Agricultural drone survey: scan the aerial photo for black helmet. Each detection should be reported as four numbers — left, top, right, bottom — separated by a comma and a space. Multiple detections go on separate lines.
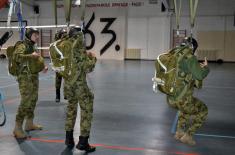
25, 28, 39, 40
181, 37, 198, 53
55, 29, 67, 41
68, 26, 82, 38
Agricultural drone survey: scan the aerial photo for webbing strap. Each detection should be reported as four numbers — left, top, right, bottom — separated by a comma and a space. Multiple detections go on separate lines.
173, 0, 182, 35
190, 0, 199, 33
7, 0, 17, 27
80, 0, 86, 22
63, 0, 72, 28
17, 1, 24, 40
50, 40, 64, 59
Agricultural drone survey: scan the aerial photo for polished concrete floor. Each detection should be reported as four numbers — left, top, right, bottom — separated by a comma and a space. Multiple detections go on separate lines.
0, 59, 235, 155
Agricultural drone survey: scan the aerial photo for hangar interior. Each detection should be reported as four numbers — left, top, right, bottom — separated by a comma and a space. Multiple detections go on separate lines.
0, 0, 235, 155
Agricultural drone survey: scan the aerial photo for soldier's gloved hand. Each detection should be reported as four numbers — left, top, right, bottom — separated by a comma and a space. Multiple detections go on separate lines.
87, 52, 96, 58
32, 52, 40, 58
42, 65, 48, 73
200, 57, 208, 68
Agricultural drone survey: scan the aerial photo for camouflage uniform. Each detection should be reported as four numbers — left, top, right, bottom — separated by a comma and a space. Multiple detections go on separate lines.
167, 48, 209, 137
56, 33, 96, 136
14, 39, 40, 123
55, 72, 63, 90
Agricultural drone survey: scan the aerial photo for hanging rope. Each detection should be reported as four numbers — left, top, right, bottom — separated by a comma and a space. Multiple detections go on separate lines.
63, 0, 72, 32
17, 0, 24, 40
7, 0, 17, 27
80, 0, 86, 30
173, 0, 182, 36
189, 0, 199, 38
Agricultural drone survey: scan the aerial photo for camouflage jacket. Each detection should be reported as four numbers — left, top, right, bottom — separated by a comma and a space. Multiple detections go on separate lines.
170, 47, 210, 100
14, 39, 39, 75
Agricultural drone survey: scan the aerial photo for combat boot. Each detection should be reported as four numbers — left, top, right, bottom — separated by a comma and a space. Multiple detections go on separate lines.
180, 133, 196, 146
25, 118, 43, 131
76, 136, 96, 153
174, 130, 185, 140
65, 130, 75, 149
55, 89, 60, 102
13, 121, 27, 139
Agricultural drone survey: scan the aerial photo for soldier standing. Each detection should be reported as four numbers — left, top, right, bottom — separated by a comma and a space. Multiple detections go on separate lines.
167, 37, 210, 145
50, 26, 96, 152
13, 28, 48, 139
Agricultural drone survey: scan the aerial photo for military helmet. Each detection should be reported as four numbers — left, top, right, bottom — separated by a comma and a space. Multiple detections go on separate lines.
25, 28, 39, 40
55, 29, 67, 41
181, 37, 198, 53
68, 26, 82, 38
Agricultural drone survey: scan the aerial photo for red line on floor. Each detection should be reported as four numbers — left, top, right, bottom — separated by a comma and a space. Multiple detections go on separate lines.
29, 137, 64, 143
28, 137, 200, 155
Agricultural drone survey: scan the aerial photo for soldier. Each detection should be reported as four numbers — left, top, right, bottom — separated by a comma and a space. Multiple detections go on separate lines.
13, 28, 48, 139
167, 37, 209, 146
51, 26, 96, 152
54, 29, 67, 102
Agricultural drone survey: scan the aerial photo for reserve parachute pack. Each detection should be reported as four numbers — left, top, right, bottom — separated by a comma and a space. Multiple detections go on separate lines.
28, 55, 45, 74
6, 41, 45, 76
152, 46, 192, 96
6, 41, 23, 76
49, 38, 77, 80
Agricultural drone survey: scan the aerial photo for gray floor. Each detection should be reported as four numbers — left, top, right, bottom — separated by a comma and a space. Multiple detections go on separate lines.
0, 59, 235, 155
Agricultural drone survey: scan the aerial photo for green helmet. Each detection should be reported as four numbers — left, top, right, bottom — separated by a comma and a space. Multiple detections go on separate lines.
55, 29, 67, 41
181, 37, 198, 54
68, 26, 82, 38
25, 28, 39, 40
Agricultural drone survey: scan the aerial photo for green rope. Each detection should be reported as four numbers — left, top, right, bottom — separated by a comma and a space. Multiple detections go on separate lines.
190, 0, 199, 37
80, 0, 87, 22
63, 0, 72, 28
174, 0, 182, 35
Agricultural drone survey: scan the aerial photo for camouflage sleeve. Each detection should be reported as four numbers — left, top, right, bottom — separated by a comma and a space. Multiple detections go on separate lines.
78, 50, 97, 73
194, 79, 203, 89
14, 43, 33, 63
73, 33, 97, 73
186, 55, 210, 80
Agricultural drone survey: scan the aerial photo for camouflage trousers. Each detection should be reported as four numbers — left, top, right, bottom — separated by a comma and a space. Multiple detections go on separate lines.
167, 95, 208, 136
16, 74, 39, 123
64, 80, 94, 137
55, 72, 68, 98
55, 72, 62, 90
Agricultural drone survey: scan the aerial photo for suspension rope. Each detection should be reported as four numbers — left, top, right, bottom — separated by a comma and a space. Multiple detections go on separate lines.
17, 0, 24, 40
7, 0, 17, 27
189, 0, 199, 38
80, 0, 86, 30
173, 0, 182, 36
63, 0, 72, 32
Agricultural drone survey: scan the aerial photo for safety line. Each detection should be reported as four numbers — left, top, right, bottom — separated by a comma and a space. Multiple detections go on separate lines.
171, 112, 235, 139
28, 137, 199, 155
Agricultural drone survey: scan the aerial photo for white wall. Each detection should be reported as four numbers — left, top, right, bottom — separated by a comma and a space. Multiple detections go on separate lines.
127, 16, 170, 60
1, 0, 235, 61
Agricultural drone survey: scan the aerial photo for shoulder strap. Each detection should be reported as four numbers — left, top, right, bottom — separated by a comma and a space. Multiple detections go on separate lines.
50, 39, 65, 59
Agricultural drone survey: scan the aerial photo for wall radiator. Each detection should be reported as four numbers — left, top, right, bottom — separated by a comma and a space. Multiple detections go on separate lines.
125, 49, 141, 59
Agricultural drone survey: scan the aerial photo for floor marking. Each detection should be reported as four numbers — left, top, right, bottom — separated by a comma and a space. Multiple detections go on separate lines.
171, 112, 235, 139
28, 137, 199, 155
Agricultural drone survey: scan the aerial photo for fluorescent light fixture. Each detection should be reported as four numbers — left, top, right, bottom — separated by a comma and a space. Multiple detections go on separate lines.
75, 0, 81, 5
